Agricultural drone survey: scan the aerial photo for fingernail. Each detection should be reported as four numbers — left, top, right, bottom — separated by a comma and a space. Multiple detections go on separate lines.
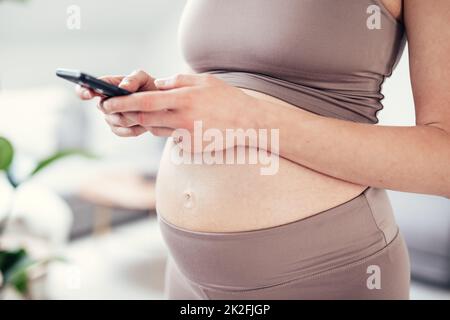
123, 112, 138, 122
119, 78, 130, 88
102, 101, 109, 111
154, 78, 170, 87
82, 90, 92, 98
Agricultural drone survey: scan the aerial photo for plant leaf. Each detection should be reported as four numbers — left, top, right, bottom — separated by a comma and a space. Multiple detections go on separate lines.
9, 268, 29, 295
0, 248, 27, 274
0, 137, 14, 172
0, 248, 32, 295
30, 149, 96, 177
0, 248, 66, 293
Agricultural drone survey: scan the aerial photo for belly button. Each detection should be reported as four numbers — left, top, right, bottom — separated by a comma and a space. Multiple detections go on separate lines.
183, 190, 196, 209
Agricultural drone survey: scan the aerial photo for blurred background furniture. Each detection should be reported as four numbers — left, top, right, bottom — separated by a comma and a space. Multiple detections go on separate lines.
388, 191, 450, 287
68, 172, 156, 239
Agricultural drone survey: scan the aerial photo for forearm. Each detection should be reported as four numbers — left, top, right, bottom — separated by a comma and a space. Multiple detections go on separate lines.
256, 100, 450, 197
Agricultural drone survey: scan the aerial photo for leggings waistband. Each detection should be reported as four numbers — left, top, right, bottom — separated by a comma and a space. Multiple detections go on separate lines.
158, 187, 399, 291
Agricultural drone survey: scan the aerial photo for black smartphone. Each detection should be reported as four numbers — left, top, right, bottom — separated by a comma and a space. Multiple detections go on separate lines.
56, 68, 131, 97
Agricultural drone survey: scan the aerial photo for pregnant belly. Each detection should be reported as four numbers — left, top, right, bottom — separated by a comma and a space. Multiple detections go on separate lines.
155, 89, 367, 232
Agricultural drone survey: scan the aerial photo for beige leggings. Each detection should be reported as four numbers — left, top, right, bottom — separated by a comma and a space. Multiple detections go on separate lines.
159, 187, 411, 299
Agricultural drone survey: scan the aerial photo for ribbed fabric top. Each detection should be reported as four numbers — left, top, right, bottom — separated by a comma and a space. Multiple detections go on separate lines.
179, 0, 406, 123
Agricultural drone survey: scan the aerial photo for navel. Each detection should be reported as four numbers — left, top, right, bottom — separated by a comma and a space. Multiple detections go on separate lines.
183, 190, 196, 209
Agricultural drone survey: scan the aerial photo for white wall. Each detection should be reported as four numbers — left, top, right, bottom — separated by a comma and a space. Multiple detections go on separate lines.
378, 45, 416, 126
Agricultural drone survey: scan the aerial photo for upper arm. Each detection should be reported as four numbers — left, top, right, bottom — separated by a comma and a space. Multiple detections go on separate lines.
404, 0, 450, 131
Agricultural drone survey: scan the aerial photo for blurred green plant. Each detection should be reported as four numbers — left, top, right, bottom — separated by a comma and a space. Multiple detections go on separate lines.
0, 137, 13, 172
0, 0, 88, 299
0, 136, 94, 298
0, 248, 65, 297
0, 248, 30, 295
0, 136, 95, 188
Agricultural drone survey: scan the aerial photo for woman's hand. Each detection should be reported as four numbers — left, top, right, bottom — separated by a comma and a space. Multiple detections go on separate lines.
101, 73, 261, 146
75, 70, 158, 137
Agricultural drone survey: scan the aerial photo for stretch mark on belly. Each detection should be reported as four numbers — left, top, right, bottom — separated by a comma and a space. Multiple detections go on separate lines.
183, 190, 196, 209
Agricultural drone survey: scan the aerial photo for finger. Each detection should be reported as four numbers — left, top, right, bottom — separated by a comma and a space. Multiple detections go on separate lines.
122, 110, 179, 128
110, 125, 147, 137
154, 73, 213, 90
118, 69, 156, 92
76, 75, 124, 100
76, 84, 96, 100
147, 127, 174, 137
97, 97, 110, 113
104, 112, 139, 128
98, 75, 126, 86
102, 90, 188, 114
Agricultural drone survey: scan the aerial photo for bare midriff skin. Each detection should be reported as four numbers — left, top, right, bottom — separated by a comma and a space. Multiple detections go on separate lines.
156, 88, 367, 232
156, 0, 404, 232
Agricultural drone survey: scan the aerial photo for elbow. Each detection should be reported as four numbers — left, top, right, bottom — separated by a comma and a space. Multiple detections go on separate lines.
418, 123, 450, 198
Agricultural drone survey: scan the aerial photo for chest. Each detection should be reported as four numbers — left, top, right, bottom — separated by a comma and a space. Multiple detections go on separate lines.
178, 0, 400, 75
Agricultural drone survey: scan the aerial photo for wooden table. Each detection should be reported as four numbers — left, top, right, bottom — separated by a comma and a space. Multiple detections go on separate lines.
78, 172, 157, 235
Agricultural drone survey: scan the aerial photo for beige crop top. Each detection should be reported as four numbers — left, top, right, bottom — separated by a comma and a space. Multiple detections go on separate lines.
178, 0, 407, 123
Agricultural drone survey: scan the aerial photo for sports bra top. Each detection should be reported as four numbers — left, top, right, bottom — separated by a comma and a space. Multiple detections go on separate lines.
178, 0, 407, 124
